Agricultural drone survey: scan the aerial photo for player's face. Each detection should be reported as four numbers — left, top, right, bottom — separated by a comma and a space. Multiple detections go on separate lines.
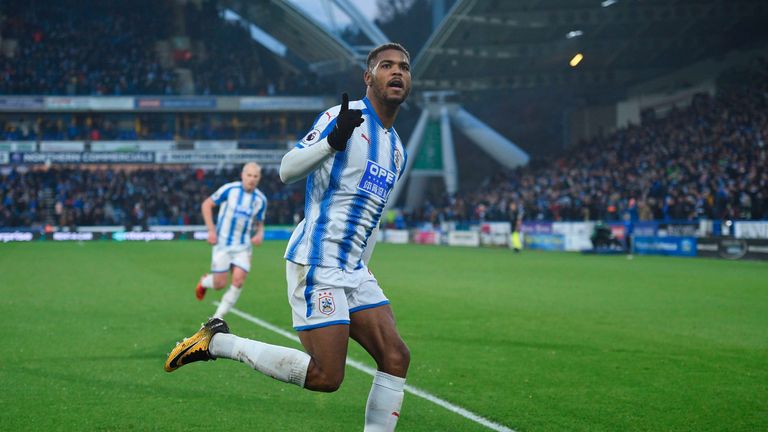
365, 49, 411, 106
241, 165, 261, 192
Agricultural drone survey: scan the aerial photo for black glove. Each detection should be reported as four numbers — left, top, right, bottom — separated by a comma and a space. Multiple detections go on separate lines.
327, 93, 364, 151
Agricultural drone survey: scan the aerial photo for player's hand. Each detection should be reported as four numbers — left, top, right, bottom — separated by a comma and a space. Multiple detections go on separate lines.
327, 93, 364, 151
207, 230, 217, 245
251, 233, 263, 246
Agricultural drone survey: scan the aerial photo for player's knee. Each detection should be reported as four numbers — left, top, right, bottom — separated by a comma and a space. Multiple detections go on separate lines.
381, 342, 410, 374
312, 371, 345, 393
306, 362, 345, 393
212, 277, 228, 289
315, 378, 343, 393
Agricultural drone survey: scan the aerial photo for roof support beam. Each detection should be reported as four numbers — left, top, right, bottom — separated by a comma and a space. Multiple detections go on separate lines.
331, 0, 389, 46
416, 68, 664, 91
455, 2, 768, 28
421, 36, 707, 61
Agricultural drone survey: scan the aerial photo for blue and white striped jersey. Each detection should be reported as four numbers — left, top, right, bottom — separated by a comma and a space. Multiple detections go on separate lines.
211, 181, 267, 249
284, 96, 407, 270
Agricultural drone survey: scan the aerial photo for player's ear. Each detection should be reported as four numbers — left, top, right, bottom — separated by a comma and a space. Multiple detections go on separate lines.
363, 69, 373, 87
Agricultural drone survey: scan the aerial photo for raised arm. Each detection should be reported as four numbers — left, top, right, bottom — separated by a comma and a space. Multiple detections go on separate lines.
279, 140, 336, 184
279, 93, 364, 184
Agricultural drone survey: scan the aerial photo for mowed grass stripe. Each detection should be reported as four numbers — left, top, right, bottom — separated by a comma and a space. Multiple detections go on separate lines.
0, 241, 766, 431
225, 304, 517, 432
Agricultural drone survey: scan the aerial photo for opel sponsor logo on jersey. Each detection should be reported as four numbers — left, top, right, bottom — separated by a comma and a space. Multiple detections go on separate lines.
233, 204, 254, 219
301, 128, 322, 146
358, 160, 396, 200
318, 291, 336, 315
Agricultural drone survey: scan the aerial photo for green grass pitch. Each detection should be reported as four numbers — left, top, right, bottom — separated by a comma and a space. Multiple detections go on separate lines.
1, 241, 766, 431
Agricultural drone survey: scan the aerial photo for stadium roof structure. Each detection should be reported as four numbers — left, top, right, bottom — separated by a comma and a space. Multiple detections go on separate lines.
413, 0, 768, 96
218, 0, 363, 75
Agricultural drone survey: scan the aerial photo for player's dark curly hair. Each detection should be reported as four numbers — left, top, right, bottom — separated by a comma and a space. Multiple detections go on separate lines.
366, 43, 410, 71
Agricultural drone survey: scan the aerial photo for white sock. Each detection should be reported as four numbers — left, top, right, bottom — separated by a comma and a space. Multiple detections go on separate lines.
201, 274, 214, 289
364, 371, 406, 432
213, 285, 241, 319
209, 333, 310, 387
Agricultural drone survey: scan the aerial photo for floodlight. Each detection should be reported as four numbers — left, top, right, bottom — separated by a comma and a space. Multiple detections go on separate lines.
566, 30, 584, 39
569, 53, 584, 67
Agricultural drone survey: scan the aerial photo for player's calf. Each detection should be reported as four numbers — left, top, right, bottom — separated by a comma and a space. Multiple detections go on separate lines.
195, 274, 210, 301
213, 285, 242, 319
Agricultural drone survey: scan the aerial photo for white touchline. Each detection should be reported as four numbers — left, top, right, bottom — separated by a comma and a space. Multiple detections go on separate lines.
222, 304, 517, 432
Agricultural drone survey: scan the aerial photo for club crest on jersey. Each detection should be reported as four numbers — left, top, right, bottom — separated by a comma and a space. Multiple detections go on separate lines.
358, 160, 396, 200
318, 292, 336, 315
301, 128, 322, 146
394, 148, 402, 174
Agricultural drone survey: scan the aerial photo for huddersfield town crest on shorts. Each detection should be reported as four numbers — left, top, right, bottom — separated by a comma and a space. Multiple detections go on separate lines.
318, 291, 336, 315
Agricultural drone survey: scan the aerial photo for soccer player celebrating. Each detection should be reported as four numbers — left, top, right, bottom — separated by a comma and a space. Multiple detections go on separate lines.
165, 43, 412, 431
194, 162, 267, 319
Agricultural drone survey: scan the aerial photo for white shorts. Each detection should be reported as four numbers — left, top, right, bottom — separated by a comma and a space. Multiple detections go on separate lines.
212, 246, 251, 273
286, 261, 389, 331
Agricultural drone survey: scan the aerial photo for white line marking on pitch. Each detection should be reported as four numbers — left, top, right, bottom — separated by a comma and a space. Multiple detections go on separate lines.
224, 305, 516, 432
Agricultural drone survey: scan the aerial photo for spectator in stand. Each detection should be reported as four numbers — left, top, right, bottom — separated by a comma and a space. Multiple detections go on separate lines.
415, 57, 768, 225
0, 0, 337, 97
0, 166, 303, 229
0, 0, 176, 96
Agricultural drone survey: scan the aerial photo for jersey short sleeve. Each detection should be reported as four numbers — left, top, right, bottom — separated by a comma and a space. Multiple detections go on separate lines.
295, 106, 340, 149
211, 183, 236, 205
255, 193, 267, 222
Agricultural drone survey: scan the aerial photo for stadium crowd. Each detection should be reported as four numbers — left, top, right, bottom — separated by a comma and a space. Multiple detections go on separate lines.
1, 0, 176, 96
1, 112, 314, 142
412, 59, 768, 225
182, 1, 335, 97
1, 0, 766, 229
0, 0, 333, 96
0, 166, 303, 228
2, 55, 767, 230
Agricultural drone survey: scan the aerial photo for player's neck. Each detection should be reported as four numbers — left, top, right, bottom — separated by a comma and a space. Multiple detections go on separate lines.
365, 92, 399, 129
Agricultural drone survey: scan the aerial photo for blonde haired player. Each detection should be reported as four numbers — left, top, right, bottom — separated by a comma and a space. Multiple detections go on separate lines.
195, 162, 267, 319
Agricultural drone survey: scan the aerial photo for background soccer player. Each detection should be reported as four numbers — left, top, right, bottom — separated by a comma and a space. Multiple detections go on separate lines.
166, 43, 412, 432
194, 162, 267, 319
